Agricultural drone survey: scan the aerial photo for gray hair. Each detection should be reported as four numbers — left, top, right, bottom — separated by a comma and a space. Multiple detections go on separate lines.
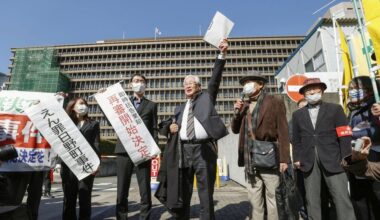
183, 75, 201, 86
184, 75, 201, 86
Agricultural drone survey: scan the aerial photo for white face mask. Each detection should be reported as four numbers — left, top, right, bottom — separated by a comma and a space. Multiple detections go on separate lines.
75, 104, 88, 116
305, 93, 322, 104
131, 82, 146, 94
243, 82, 256, 96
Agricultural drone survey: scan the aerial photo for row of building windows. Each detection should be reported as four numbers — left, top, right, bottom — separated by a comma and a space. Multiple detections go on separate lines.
61, 56, 286, 66
69, 75, 277, 92
58, 46, 296, 55
73, 87, 242, 101
61, 58, 286, 72
57, 39, 302, 55
65, 66, 277, 79
59, 48, 293, 63
70, 77, 241, 90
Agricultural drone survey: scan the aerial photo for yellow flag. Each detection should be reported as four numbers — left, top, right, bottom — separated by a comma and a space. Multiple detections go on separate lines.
362, 0, 380, 66
338, 24, 353, 112
350, 31, 373, 76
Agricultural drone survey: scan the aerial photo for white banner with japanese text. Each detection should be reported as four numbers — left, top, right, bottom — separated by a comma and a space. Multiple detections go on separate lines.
0, 90, 59, 172
25, 97, 100, 180
94, 83, 160, 165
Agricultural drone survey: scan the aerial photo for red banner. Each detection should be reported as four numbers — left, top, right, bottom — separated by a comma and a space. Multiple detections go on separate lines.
0, 90, 57, 172
0, 114, 49, 148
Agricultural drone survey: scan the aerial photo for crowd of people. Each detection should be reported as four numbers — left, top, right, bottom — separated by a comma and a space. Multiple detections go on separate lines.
0, 38, 380, 220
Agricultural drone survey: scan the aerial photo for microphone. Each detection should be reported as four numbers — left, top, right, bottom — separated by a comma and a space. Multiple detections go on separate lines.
234, 93, 245, 115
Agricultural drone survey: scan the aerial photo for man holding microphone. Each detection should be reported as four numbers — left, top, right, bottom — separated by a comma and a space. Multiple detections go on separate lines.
231, 72, 290, 220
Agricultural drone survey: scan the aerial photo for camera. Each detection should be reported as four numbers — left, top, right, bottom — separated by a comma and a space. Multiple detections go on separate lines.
351, 139, 364, 152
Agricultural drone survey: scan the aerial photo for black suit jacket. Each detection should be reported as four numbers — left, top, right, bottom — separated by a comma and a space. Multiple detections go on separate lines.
155, 118, 184, 211
174, 58, 228, 141
80, 119, 101, 159
114, 97, 158, 154
292, 102, 352, 173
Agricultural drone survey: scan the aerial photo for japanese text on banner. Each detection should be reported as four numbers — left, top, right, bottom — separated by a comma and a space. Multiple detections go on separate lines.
0, 91, 57, 172
25, 97, 100, 180
95, 83, 160, 165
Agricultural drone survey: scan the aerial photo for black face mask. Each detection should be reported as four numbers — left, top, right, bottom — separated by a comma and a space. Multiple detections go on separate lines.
347, 102, 362, 111
348, 96, 375, 112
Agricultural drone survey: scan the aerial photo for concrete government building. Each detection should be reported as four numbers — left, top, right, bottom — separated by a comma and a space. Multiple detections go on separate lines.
7, 36, 303, 141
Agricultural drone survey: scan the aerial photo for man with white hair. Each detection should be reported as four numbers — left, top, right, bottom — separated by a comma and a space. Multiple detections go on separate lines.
169, 39, 228, 220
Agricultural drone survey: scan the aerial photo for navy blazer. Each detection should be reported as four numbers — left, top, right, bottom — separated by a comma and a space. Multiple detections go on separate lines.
292, 102, 352, 173
174, 58, 228, 141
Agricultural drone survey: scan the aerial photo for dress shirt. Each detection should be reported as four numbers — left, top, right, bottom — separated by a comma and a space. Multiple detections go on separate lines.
308, 104, 320, 129
180, 99, 209, 140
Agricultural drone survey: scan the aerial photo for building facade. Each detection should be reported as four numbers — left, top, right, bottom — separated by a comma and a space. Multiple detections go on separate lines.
8, 36, 303, 140
275, 2, 376, 92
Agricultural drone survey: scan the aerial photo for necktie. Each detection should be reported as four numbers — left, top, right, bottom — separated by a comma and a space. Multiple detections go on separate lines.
186, 100, 195, 140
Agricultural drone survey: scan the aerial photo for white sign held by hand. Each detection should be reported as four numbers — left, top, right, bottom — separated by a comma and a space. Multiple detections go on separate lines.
203, 11, 234, 48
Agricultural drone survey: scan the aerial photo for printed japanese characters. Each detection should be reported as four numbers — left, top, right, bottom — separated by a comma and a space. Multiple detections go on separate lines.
94, 83, 160, 165
25, 97, 100, 180
0, 91, 57, 171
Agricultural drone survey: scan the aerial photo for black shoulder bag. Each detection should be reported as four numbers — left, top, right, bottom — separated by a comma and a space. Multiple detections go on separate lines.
247, 93, 278, 170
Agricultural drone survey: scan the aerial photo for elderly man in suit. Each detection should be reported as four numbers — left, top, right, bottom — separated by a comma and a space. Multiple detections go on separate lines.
292, 78, 355, 220
231, 72, 290, 220
115, 73, 158, 220
168, 39, 229, 220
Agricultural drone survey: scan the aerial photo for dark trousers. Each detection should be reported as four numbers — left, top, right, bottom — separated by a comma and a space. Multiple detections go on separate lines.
0, 205, 30, 219
350, 150, 380, 220
43, 170, 52, 194
0, 171, 43, 220
116, 154, 152, 220
61, 163, 95, 220
26, 171, 44, 220
178, 142, 217, 220
296, 169, 309, 217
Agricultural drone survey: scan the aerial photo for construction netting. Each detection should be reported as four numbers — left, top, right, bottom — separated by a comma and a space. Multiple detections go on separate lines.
9, 47, 70, 93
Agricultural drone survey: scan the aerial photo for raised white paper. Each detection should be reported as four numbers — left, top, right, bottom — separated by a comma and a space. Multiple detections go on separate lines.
203, 11, 234, 48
